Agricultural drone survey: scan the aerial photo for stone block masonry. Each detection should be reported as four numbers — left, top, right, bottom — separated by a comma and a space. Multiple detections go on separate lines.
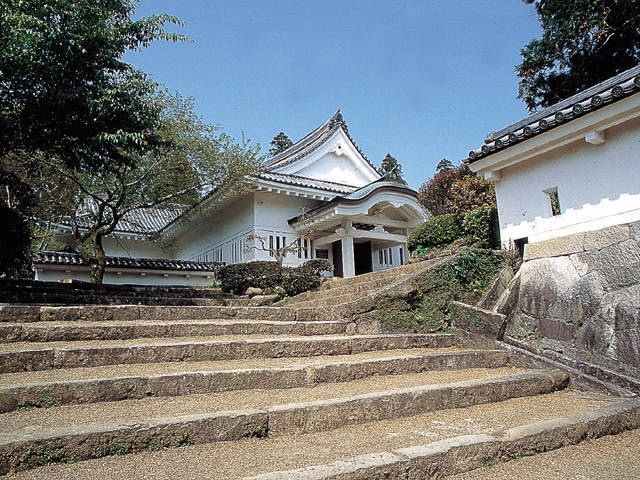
507, 220, 640, 382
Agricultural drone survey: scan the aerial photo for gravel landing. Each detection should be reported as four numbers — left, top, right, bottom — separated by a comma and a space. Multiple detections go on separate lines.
446, 427, 640, 480
4, 390, 614, 480
1, 367, 528, 433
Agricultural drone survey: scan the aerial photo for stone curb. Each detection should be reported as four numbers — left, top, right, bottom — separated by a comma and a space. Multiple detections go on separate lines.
0, 334, 456, 373
0, 319, 348, 343
243, 398, 640, 480
0, 350, 509, 412
0, 370, 568, 474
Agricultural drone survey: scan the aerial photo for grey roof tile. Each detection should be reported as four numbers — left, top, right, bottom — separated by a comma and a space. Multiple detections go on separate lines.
34, 251, 221, 272
467, 65, 640, 163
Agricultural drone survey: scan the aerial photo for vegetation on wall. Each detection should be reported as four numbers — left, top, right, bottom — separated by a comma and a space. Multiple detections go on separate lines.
379, 249, 506, 333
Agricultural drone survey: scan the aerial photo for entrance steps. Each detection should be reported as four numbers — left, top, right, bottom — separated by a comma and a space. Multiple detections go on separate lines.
277, 256, 448, 309
1, 278, 639, 477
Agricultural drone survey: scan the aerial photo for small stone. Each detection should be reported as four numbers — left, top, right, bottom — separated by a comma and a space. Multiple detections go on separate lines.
245, 287, 264, 297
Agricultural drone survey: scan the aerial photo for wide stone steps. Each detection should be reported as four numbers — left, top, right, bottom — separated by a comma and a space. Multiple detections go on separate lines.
0, 333, 455, 373
0, 348, 509, 412
1, 255, 637, 478
0, 367, 572, 474
0, 318, 348, 343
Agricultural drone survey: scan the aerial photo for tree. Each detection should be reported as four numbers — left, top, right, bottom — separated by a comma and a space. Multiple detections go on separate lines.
517, 0, 640, 111
0, 0, 191, 280
268, 132, 293, 156
435, 158, 454, 172
39, 92, 261, 284
245, 207, 317, 268
418, 164, 471, 216
379, 153, 404, 181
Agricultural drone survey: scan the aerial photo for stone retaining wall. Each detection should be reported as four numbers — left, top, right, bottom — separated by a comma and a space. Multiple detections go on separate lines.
505, 221, 640, 380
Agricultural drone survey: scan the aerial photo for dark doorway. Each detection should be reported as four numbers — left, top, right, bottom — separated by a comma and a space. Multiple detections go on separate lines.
354, 241, 372, 275
332, 241, 343, 278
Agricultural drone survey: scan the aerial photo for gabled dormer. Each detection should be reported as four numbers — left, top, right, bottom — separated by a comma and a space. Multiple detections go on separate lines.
263, 110, 381, 188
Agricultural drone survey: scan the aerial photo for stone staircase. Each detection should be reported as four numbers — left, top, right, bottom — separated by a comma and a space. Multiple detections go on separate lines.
276, 258, 442, 309
1, 265, 639, 478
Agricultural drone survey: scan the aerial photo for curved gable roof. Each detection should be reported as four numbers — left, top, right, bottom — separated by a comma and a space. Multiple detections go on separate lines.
263, 110, 381, 181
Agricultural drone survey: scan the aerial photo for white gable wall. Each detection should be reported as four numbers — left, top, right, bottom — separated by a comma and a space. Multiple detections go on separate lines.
272, 129, 380, 187
492, 117, 640, 245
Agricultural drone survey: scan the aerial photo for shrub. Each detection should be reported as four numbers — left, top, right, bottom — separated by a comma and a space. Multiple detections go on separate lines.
462, 206, 499, 248
407, 213, 463, 252
301, 258, 332, 276
418, 165, 471, 216
281, 267, 322, 296
217, 261, 282, 294
218, 260, 324, 296
448, 175, 496, 215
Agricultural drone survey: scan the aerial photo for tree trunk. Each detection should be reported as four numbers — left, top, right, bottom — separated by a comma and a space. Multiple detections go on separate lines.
88, 235, 107, 285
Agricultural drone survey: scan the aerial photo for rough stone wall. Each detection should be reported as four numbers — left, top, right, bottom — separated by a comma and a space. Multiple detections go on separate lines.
505, 221, 640, 378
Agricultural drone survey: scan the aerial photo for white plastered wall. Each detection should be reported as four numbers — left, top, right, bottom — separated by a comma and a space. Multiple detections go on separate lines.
494, 118, 640, 245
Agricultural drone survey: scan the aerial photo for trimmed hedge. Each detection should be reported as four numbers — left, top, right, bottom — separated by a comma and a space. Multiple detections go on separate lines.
217, 260, 327, 296
407, 213, 463, 252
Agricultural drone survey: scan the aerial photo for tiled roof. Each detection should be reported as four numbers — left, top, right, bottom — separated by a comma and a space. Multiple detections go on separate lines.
263, 110, 379, 173
288, 178, 419, 224
74, 202, 184, 235
256, 172, 357, 195
467, 65, 640, 163
34, 251, 220, 272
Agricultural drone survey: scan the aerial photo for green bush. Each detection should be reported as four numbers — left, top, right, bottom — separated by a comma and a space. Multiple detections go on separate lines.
301, 258, 332, 276
407, 213, 463, 252
218, 260, 324, 296
218, 261, 282, 294
462, 205, 499, 248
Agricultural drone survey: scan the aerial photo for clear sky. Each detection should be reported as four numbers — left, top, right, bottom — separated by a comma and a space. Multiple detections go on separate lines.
127, 0, 541, 190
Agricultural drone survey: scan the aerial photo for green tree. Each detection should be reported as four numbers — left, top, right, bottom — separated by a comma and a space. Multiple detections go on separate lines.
517, 0, 640, 111
435, 158, 454, 172
379, 153, 404, 181
268, 132, 293, 156
40, 92, 261, 284
0, 0, 189, 279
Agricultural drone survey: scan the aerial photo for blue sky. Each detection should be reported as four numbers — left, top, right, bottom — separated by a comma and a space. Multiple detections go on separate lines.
127, 1, 541, 190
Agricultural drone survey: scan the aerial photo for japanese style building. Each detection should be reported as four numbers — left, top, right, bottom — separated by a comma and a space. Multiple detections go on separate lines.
35, 111, 426, 284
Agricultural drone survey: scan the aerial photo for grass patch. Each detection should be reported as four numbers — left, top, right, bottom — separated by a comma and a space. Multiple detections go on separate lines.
380, 248, 506, 333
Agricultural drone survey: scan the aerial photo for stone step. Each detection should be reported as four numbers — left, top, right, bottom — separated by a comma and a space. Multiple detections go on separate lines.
279, 276, 398, 307
0, 304, 299, 323
0, 368, 570, 474
0, 333, 455, 373
0, 319, 348, 343
0, 348, 509, 412
318, 256, 449, 291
